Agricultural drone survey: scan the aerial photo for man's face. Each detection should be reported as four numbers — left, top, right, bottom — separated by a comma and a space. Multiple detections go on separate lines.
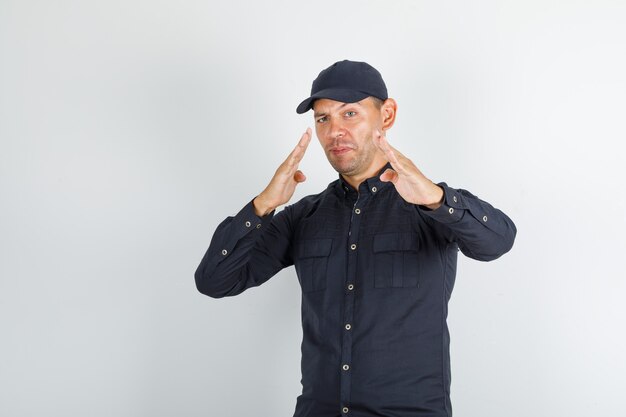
313, 97, 384, 177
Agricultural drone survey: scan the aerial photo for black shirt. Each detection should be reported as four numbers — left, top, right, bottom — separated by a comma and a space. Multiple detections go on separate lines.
195, 162, 517, 417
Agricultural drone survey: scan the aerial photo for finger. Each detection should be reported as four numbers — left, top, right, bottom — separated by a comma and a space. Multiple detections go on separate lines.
377, 130, 408, 160
373, 129, 391, 154
286, 128, 312, 168
374, 130, 403, 172
298, 127, 312, 147
379, 168, 397, 183
294, 170, 306, 183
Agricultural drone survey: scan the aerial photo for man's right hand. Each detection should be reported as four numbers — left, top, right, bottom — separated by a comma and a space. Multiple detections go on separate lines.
253, 128, 312, 217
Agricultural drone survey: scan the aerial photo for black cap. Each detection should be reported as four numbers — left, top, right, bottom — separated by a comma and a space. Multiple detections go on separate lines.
296, 60, 388, 114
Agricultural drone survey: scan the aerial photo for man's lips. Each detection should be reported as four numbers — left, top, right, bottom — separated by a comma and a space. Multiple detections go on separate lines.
330, 147, 353, 155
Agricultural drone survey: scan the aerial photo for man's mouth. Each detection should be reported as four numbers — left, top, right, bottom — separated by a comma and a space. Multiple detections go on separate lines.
330, 147, 352, 155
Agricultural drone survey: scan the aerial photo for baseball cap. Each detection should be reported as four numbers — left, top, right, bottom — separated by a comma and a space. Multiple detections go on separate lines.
296, 60, 388, 114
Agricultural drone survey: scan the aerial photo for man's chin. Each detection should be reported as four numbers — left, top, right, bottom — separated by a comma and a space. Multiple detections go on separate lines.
327, 155, 354, 172
329, 162, 358, 176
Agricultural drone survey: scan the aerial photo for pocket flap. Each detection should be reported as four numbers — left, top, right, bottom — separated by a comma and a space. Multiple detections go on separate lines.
297, 238, 333, 258
373, 232, 419, 253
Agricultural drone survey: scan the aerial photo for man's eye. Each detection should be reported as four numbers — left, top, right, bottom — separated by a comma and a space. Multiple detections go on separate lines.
345, 111, 356, 117
317, 117, 327, 123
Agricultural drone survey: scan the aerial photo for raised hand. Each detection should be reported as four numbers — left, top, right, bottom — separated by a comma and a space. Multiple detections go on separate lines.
374, 130, 444, 210
253, 128, 312, 216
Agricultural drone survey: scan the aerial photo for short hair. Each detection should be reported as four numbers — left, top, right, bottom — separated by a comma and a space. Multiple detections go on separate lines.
369, 96, 384, 110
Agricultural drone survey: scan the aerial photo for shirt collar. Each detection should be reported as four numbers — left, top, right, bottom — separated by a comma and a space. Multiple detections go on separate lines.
335, 161, 393, 198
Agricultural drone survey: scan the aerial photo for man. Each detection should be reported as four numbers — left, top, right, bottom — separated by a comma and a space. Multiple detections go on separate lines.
195, 60, 516, 417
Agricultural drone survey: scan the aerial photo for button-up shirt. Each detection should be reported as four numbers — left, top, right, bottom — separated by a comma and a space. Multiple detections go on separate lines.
195, 162, 516, 417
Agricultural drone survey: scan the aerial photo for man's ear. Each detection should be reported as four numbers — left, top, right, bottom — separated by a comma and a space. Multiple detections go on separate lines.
381, 98, 397, 132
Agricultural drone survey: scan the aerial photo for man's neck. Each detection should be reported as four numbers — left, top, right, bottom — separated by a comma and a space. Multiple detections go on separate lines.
340, 160, 389, 191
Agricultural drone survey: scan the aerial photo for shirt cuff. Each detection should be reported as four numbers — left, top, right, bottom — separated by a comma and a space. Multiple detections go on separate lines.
416, 182, 466, 224
235, 197, 276, 234
215, 198, 276, 263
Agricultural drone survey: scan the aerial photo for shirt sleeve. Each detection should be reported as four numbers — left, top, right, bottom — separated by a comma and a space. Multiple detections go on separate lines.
416, 182, 517, 261
194, 197, 294, 298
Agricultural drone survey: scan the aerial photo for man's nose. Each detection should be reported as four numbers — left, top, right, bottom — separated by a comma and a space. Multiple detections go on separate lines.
328, 118, 346, 140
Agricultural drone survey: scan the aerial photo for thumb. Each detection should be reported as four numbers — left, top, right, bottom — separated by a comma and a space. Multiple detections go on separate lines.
294, 170, 306, 183
379, 168, 397, 183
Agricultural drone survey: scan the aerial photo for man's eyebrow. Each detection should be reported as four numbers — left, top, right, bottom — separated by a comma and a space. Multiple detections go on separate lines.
314, 102, 360, 118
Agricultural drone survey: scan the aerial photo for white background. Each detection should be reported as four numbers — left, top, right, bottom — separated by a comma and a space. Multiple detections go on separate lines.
1, 1, 625, 416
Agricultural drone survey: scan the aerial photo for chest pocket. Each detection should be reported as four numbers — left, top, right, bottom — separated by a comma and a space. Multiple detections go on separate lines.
294, 238, 333, 292
372, 232, 420, 288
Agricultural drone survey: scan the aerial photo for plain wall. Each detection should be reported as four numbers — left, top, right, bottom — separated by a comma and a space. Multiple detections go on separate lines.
1, 1, 625, 416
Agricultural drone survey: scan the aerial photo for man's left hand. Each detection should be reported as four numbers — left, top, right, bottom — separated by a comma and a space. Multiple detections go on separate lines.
374, 130, 444, 210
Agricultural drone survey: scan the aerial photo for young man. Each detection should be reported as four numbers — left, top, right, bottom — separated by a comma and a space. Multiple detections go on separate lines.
195, 60, 517, 417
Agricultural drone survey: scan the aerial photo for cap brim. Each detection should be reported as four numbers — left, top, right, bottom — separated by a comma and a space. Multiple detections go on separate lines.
296, 88, 370, 114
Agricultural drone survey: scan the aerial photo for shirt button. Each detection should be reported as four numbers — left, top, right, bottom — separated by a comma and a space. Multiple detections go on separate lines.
342, 364, 350, 371
347, 284, 354, 290
256, 223, 261, 228
221, 249, 228, 255
371, 186, 377, 193
350, 243, 357, 250
354, 208, 361, 214
342, 407, 349, 414
448, 207, 454, 214
345, 324, 351, 330
483, 215, 488, 222
453, 196, 458, 203
245, 221, 251, 227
